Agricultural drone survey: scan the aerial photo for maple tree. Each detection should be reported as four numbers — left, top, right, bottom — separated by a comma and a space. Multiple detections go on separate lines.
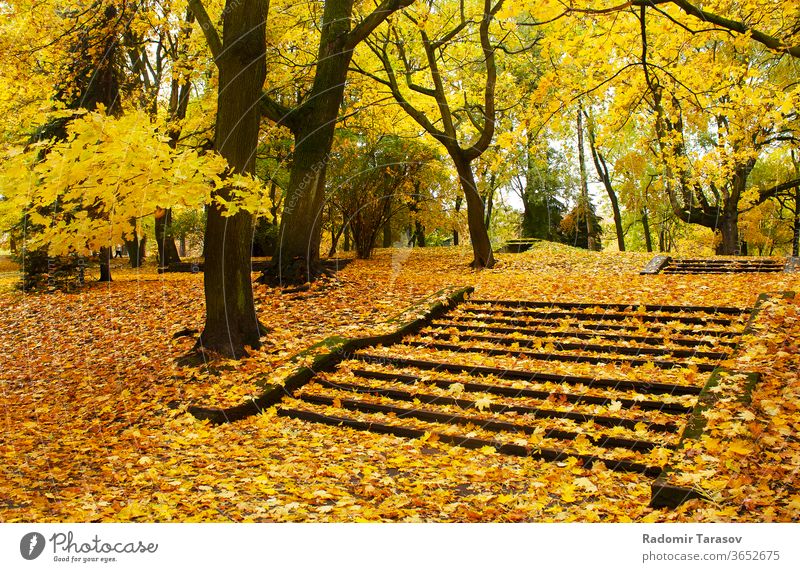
255, 0, 415, 285
187, 0, 269, 358
360, 0, 512, 268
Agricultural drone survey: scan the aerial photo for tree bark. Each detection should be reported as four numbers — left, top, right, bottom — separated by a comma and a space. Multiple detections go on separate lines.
124, 224, 146, 268
453, 194, 463, 246
197, 0, 267, 358
641, 209, 653, 252
98, 246, 112, 282
262, 0, 412, 285
792, 152, 800, 257
414, 220, 426, 247
155, 207, 181, 267
715, 210, 740, 255
383, 218, 392, 247
576, 105, 598, 251
793, 184, 800, 257
484, 172, 496, 229
453, 152, 494, 268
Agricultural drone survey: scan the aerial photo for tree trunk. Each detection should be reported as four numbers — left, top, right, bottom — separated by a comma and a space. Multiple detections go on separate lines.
383, 218, 392, 247
715, 211, 740, 255
198, 0, 267, 359
328, 220, 341, 257
155, 207, 181, 267
576, 106, 598, 251
124, 223, 145, 268
414, 220, 426, 247
453, 195, 462, 246
586, 113, 625, 251
641, 209, 653, 253
793, 184, 800, 257
264, 0, 358, 285
792, 154, 800, 257
98, 246, 111, 282
453, 153, 494, 268
269, 123, 330, 282
484, 173, 496, 229
154, 10, 192, 269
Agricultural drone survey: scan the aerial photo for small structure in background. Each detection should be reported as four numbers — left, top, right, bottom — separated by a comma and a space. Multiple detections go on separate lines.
641, 255, 792, 274
500, 238, 541, 253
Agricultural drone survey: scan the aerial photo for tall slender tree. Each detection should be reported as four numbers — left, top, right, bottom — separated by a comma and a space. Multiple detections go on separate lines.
364, 0, 506, 268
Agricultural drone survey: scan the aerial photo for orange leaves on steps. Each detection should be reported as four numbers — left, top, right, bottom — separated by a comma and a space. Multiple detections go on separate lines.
0, 244, 799, 521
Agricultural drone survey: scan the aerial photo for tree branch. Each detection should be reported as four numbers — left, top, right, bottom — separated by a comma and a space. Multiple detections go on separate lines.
464, 0, 504, 160
753, 178, 800, 206
659, 0, 800, 59
347, 0, 416, 51
187, 0, 223, 63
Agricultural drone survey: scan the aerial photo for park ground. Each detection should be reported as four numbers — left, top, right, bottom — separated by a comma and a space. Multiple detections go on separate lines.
1, 244, 799, 522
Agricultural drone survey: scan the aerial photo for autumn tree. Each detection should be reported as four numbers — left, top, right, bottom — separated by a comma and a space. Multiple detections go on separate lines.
362, 0, 514, 269
326, 132, 437, 258
188, 0, 268, 358
255, 0, 415, 285
638, 6, 800, 254
18, 2, 125, 284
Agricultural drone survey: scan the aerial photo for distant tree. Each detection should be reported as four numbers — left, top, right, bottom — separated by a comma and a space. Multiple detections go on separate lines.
512, 140, 566, 241
560, 200, 603, 250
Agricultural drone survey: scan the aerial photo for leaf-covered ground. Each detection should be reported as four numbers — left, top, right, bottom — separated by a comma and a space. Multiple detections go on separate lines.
1, 244, 799, 522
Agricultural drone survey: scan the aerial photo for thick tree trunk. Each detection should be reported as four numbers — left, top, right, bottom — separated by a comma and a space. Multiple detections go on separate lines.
453, 153, 494, 268
124, 239, 139, 267
198, 0, 267, 358
124, 227, 147, 268
264, 0, 357, 285
414, 220, 426, 247
715, 211, 740, 255
383, 218, 392, 247
269, 123, 331, 282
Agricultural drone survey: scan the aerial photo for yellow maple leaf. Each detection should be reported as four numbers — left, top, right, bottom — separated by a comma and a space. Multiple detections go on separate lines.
474, 396, 493, 411
728, 440, 753, 455
574, 477, 598, 493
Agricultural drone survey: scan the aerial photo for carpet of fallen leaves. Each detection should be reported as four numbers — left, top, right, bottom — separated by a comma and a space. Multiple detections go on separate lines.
1, 243, 799, 522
